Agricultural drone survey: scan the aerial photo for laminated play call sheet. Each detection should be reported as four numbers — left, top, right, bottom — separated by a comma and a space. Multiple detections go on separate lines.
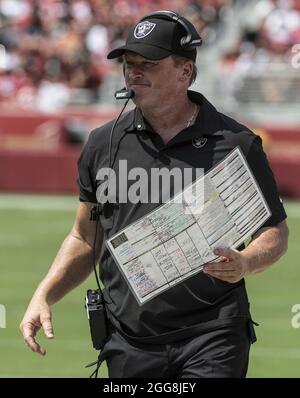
105, 147, 271, 305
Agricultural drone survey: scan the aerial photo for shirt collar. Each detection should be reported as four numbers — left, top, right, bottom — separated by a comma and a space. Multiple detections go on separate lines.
124, 90, 224, 141
125, 108, 153, 134
187, 90, 223, 137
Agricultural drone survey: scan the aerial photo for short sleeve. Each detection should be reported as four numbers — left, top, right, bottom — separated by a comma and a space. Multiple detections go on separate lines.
77, 131, 97, 203
246, 135, 287, 227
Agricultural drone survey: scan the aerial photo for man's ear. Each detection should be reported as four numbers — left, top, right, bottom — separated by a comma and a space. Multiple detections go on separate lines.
184, 62, 193, 78
180, 62, 193, 81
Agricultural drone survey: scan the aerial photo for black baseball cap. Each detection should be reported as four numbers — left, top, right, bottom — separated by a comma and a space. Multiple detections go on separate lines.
107, 17, 197, 61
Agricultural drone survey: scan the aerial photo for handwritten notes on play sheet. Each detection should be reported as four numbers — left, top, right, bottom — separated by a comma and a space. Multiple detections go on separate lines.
106, 147, 271, 305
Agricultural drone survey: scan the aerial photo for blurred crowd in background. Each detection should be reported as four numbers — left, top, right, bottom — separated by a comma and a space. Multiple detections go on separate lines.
0, 0, 299, 112
222, 0, 300, 78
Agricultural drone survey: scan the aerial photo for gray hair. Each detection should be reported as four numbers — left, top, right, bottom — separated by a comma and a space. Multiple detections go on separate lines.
171, 54, 198, 86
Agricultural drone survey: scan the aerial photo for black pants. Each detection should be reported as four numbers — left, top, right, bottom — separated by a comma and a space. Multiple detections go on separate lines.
100, 322, 254, 378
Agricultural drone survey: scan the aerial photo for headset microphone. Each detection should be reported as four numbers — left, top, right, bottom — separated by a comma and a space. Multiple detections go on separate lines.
94, 87, 133, 221
86, 85, 135, 375
114, 88, 135, 100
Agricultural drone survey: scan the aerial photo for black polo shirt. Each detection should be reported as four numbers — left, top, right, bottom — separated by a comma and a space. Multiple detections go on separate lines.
77, 90, 286, 344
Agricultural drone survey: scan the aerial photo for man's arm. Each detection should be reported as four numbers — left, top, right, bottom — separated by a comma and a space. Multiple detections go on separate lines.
203, 220, 289, 283
19, 202, 103, 356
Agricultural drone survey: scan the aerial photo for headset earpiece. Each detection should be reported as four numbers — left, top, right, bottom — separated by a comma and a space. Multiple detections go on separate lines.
180, 35, 191, 49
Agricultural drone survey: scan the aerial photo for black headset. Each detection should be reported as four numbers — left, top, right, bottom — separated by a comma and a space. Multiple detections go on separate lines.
140, 10, 202, 49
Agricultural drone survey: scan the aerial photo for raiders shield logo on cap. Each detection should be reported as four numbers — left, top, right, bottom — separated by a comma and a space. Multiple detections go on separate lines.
192, 137, 207, 149
134, 21, 156, 39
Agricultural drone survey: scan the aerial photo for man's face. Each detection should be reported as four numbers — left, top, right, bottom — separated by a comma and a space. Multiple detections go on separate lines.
123, 52, 187, 109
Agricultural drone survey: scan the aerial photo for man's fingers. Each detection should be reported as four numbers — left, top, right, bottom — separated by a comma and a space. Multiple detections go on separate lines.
20, 303, 53, 355
214, 247, 240, 259
21, 323, 46, 356
203, 248, 247, 283
41, 317, 54, 339
203, 271, 238, 283
24, 335, 46, 356
203, 261, 237, 272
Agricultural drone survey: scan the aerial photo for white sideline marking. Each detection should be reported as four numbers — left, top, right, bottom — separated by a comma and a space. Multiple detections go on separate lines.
0, 194, 77, 211
0, 195, 299, 218
284, 203, 300, 218
0, 338, 90, 351
251, 347, 300, 359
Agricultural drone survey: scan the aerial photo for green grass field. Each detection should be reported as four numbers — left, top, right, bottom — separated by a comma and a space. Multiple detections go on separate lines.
0, 194, 299, 378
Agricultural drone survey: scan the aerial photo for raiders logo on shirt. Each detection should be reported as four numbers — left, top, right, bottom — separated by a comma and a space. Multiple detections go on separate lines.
192, 137, 207, 149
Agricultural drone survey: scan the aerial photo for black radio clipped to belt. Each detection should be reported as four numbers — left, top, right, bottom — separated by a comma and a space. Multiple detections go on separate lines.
85, 204, 110, 351
85, 289, 109, 350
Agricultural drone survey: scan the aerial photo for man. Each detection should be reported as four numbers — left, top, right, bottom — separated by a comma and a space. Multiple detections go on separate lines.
20, 12, 288, 378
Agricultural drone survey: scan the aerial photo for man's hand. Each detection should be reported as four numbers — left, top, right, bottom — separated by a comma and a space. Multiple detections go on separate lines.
203, 222, 289, 283
18, 203, 102, 356
203, 248, 249, 283
19, 299, 54, 356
